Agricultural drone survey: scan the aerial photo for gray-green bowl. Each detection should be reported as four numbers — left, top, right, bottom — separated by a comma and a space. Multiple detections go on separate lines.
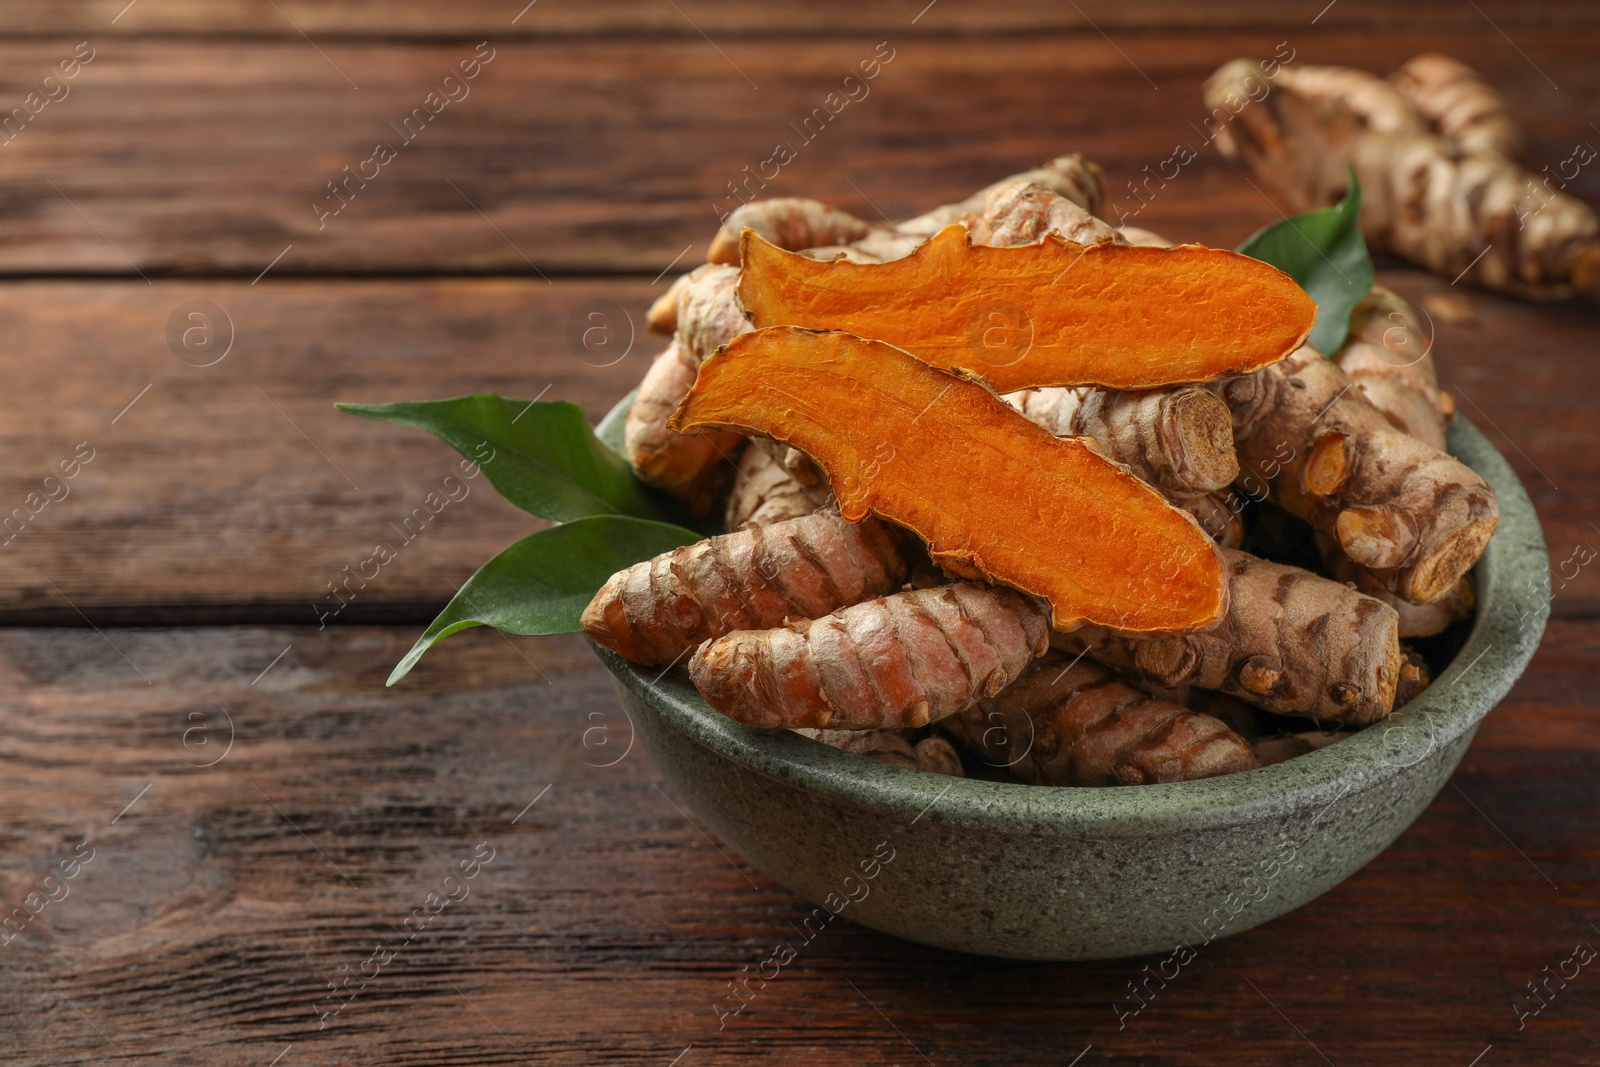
592, 400, 1549, 960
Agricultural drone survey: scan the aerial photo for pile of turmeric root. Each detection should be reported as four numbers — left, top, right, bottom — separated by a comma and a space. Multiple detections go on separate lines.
1205, 53, 1599, 301
584, 143, 1500, 788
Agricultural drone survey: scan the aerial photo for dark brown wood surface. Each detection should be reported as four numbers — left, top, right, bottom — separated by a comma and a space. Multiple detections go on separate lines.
0, 4, 1596, 1065
1, 623, 1596, 1067
0, 278, 650, 623
13, 0, 1600, 36
0, 29, 1593, 275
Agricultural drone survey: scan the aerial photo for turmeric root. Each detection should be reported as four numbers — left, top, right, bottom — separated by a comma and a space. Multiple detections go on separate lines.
824, 204, 1243, 510
668, 260, 829, 519
710, 154, 1111, 268
724, 442, 831, 530
965, 180, 1123, 248
897, 154, 1109, 238
1270, 62, 1430, 138
671, 327, 1228, 634
1188, 690, 1261, 740
1334, 285, 1451, 451
582, 509, 906, 666
623, 340, 743, 518
795, 727, 915, 766
1253, 730, 1351, 767
707, 198, 876, 266
647, 271, 692, 335
675, 263, 751, 366
1180, 490, 1246, 549
625, 265, 754, 514
942, 650, 1258, 786
1106, 216, 1261, 504
1118, 225, 1176, 248
798, 229, 924, 264
1397, 647, 1432, 706
1006, 385, 1239, 500
1056, 548, 1402, 726
736, 225, 1315, 392
811, 171, 1117, 270
1384, 578, 1473, 638
1391, 54, 1524, 160
688, 582, 1050, 730
1214, 344, 1497, 604
793, 728, 966, 777
1320, 537, 1475, 637
913, 736, 966, 777
1206, 58, 1600, 300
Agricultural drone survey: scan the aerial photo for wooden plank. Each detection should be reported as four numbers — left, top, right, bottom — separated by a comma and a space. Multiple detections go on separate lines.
13, 0, 1600, 37
0, 278, 653, 624
0, 30, 1593, 275
0, 268, 1594, 623
0, 620, 1593, 1065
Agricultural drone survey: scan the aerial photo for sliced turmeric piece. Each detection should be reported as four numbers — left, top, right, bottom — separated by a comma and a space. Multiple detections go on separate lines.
736, 225, 1315, 392
669, 327, 1228, 634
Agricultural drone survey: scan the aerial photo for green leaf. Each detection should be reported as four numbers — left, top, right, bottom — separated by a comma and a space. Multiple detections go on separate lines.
388, 515, 702, 685
1236, 169, 1374, 355
337, 394, 660, 523
594, 388, 637, 457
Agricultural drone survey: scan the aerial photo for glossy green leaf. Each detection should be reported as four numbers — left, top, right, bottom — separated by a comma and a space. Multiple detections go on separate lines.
1236, 169, 1374, 355
338, 395, 659, 522
387, 515, 702, 685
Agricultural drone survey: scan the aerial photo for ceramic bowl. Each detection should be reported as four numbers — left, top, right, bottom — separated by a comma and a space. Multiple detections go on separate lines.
592, 398, 1548, 960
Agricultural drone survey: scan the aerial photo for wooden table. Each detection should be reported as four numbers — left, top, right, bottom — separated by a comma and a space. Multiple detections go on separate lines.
1, 4, 1596, 1064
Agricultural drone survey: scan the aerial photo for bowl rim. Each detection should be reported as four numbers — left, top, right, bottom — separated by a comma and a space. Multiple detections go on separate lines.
595, 395, 1550, 838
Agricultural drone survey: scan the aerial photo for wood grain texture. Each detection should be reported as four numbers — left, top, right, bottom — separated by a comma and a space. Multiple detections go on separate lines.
0, 622, 1593, 1066
0, 30, 1593, 274
0, 4, 1596, 1064
11, 0, 1600, 37
0, 278, 653, 624
0, 268, 1593, 622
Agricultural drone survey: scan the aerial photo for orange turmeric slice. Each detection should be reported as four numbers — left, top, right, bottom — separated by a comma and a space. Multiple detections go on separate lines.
736, 225, 1315, 392
669, 327, 1228, 634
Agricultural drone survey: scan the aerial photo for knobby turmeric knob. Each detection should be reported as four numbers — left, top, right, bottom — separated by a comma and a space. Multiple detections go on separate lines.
1058, 549, 1402, 726
1335, 506, 1418, 570
1214, 344, 1496, 605
1237, 654, 1283, 694
688, 584, 1051, 731
1302, 433, 1350, 498
942, 650, 1258, 786
582, 510, 906, 667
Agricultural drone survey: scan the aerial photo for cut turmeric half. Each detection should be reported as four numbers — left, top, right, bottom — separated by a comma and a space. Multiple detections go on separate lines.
669, 327, 1229, 634
736, 225, 1316, 392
